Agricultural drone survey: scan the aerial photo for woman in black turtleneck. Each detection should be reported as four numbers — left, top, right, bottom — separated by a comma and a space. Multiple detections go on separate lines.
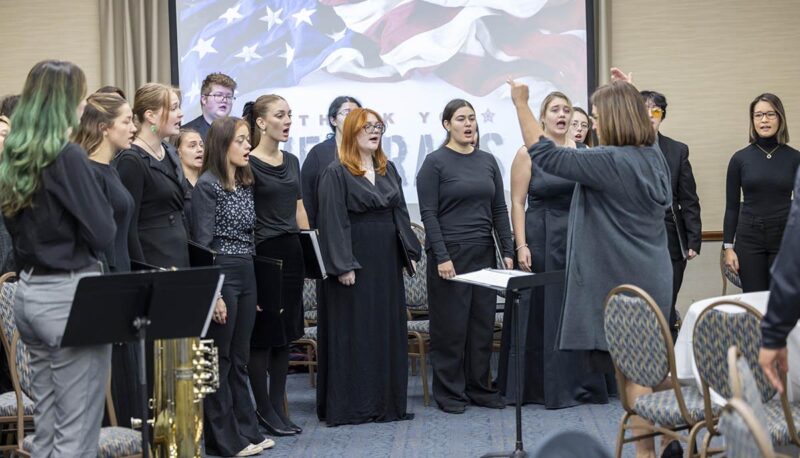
723, 93, 800, 292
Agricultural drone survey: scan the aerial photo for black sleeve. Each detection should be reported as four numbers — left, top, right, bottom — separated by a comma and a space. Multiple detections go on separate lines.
317, 167, 361, 275
389, 162, 421, 261
489, 154, 514, 258
115, 152, 146, 262
416, 155, 450, 263
762, 170, 800, 348
300, 149, 320, 228
190, 178, 216, 249
54, 146, 116, 252
677, 143, 702, 252
723, 154, 741, 244
529, 137, 616, 190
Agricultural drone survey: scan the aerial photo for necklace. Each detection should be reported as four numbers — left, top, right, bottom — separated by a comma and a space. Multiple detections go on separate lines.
756, 143, 779, 159
137, 137, 164, 160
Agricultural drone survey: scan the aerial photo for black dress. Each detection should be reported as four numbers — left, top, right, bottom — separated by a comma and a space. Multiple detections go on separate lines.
316, 161, 420, 426
300, 136, 337, 228
250, 153, 305, 347
114, 144, 189, 268
497, 146, 611, 408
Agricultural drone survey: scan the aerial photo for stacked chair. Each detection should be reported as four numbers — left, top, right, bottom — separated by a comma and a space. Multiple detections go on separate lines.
404, 223, 430, 406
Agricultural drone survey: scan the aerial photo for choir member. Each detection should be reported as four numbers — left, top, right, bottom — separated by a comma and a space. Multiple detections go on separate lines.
0, 59, 115, 456
243, 94, 308, 435
316, 107, 420, 426
723, 93, 800, 292
509, 74, 672, 457
569, 107, 593, 146
500, 92, 610, 408
416, 99, 514, 414
183, 72, 236, 140
300, 96, 361, 228
191, 116, 272, 456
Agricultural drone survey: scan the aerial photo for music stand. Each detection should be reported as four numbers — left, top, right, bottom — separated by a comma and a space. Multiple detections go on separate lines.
61, 267, 224, 458
451, 269, 564, 458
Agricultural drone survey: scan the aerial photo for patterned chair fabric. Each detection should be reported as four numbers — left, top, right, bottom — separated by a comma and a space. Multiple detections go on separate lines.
403, 224, 428, 309
0, 391, 33, 416
304, 310, 318, 323
720, 249, 742, 289
604, 292, 669, 387
407, 320, 429, 334
718, 403, 769, 458
633, 385, 718, 425
734, 355, 773, 420
494, 312, 504, 328
303, 326, 317, 340
23, 426, 142, 458
0, 280, 18, 356
694, 308, 768, 400
302, 279, 317, 312
734, 355, 798, 445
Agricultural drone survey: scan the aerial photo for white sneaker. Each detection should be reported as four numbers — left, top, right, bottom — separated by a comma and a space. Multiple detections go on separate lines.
235, 443, 263, 456
255, 437, 276, 450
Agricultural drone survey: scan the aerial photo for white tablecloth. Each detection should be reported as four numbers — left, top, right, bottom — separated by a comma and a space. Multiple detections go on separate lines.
674, 291, 800, 404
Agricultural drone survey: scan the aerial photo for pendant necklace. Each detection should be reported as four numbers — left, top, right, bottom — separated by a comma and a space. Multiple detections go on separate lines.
756, 143, 779, 159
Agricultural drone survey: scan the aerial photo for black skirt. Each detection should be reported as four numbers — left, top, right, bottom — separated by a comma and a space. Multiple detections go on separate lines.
251, 233, 305, 348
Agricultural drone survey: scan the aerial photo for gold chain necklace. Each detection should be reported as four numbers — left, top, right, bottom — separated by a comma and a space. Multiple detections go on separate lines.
756, 143, 779, 159
136, 137, 164, 160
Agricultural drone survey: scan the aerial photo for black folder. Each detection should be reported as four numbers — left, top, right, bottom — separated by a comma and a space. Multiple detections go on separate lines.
397, 232, 416, 277
188, 240, 216, 267
253, 255, 283, 315
299, 230, 327, 279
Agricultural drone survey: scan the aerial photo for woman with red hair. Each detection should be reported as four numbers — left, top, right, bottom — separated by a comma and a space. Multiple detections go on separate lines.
316, 108, 420, 426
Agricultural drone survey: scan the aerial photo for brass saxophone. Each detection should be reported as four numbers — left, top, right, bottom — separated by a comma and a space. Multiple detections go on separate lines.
135, 338, 219, 457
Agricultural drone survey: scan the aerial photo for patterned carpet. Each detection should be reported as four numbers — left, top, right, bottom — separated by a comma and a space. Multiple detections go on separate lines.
209, 370, 635, 457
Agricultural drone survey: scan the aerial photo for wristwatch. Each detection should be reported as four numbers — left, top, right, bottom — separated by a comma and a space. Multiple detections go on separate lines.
723, 243, 734, 250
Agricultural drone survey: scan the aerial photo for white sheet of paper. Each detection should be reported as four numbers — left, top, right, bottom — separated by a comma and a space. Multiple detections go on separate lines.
449, 268, 532, 291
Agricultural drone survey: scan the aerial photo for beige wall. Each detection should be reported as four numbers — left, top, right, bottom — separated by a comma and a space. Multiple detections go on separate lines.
0, 0, 101, 96
608, 0, 800, 233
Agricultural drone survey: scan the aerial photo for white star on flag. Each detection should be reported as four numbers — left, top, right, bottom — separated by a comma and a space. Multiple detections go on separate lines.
328, 29, 347, 42
220, 4, 243, 24
292, 7, 315, 27
190, 37, 217, 59
279, 43, 295, 67
259, 6, 283, 31
235, 44, 262, 63
185, 80, 201, 103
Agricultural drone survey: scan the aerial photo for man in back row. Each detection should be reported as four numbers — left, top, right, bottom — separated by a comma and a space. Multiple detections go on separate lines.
184, 72, 237, 139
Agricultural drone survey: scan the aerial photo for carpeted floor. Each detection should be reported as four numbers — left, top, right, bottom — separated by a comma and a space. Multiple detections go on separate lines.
209, 370, 635, 457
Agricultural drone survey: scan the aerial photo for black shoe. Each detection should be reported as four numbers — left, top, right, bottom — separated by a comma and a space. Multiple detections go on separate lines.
256, 411, 296, 436
473, 396, 506, 409
660, 441, 683, 458
440, 404, 467, 414
284, 420, 303, 434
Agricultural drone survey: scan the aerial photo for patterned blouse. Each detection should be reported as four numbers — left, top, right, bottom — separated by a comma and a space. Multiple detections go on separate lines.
190, 171, 255, 255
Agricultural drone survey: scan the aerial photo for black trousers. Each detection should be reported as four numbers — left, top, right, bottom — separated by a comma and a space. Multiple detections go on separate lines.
734, 215, 787, 293
427, 243, 499, 409
669, 258, 686, 341
203, 254, 263, 456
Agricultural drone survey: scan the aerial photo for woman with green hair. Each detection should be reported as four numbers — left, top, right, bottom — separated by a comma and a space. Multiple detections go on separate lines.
0, 60, 116, 457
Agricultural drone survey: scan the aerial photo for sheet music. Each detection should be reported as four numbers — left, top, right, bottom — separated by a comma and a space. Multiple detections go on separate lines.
450, 268, 532, 290
302, 230, 328, 280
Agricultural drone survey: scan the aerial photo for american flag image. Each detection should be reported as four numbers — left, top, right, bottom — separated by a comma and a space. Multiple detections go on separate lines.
177, 0, 587, 113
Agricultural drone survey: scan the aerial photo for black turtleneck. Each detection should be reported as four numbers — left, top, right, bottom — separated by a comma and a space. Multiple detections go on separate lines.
723, 135, 800, 243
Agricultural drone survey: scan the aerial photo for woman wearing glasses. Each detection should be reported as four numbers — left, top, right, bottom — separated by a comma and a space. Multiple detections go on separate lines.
498, 92, 610, 409
569, 107, 593, 146
723, 94, 800, 292
316, 108, 420, 426
417, 99, 514, 414
300, 96, 361, 228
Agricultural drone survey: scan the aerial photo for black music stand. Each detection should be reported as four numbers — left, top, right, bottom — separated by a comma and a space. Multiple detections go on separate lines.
451, 269, 564, 458
61, 267, 223, 458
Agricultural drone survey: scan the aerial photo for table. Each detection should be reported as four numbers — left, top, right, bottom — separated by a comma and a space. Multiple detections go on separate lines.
674, 291, 800, 404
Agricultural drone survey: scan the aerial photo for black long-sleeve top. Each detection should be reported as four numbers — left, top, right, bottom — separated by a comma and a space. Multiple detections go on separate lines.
416, 146, 514, 263
6, 143, 115, 272
724, 136, 800, 243
90, 162, 135, 272
300, 136, 337, 228
762, 169, 800, 348
251, 152, 302, 244
317, 161, 420, 276
190, 172, 255, 255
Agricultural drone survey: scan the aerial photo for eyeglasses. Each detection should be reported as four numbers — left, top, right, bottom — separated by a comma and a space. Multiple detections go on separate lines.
204, 93, 236, 102
753, 111, 777, 120
648, 107, 664, 120
570, 120, 589, 130
363, 123, 386, 134
337, 109, 352, 118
